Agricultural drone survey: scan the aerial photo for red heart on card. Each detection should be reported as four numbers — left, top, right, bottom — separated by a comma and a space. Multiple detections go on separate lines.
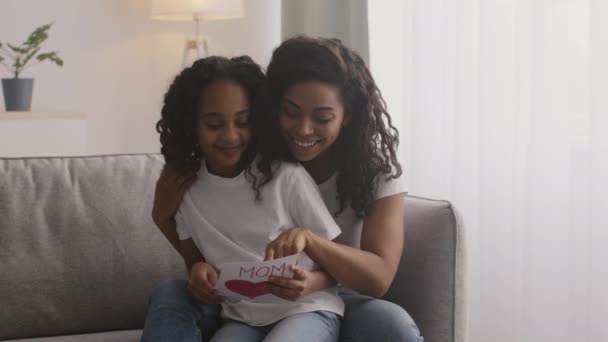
225, 280, 270, 299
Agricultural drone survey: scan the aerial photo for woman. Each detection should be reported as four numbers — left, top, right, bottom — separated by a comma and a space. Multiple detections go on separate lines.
147, 36, 423, 341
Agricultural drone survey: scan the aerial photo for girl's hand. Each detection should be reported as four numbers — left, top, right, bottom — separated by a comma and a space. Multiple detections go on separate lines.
152, 161, 200, 227
267, 266, 333, 301
264, 227, 311, 260
188, 262, 225, 304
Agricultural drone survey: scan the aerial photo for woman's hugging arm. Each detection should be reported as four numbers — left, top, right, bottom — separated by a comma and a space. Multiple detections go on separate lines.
179, 238, 206, 271
151, 162, 200, 253
267, 193, 405, 298
154, 218, 181, 253
307, 193, 405, 297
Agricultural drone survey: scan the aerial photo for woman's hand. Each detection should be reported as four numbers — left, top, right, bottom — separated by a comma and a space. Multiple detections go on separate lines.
152, 161, 200, 227
266, 266, 334, 301
187, 261, 225, 304
264, 227, 312, 260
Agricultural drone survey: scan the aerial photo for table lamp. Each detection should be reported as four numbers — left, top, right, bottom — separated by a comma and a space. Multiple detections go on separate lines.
151, 0, 244, 65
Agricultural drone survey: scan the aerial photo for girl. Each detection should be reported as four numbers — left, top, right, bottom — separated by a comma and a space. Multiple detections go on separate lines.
141, 56, 343, 342
256, 36, 424, 342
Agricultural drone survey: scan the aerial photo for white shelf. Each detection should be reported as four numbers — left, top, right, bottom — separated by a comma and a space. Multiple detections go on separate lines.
0, 112, 85, 120
0, 112, 86, 157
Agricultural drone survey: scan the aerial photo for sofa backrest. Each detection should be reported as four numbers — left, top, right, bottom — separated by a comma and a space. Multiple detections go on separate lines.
0, 154, 185, 340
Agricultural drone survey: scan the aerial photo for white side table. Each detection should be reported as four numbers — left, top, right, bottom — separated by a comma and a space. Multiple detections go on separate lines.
0, 112, 86, 157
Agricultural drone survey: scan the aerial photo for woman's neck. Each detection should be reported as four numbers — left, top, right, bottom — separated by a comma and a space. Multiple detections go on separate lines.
301, 150, 336, 184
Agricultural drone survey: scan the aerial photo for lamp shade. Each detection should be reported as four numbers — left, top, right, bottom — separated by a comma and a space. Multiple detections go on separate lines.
151, 0, 244, 21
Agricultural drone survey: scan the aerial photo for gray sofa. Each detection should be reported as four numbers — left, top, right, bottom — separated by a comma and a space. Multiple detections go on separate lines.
0, 154, 467, 342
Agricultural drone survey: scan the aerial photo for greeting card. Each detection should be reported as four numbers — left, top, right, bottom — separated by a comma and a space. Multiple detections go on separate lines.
217, 254, 299, 301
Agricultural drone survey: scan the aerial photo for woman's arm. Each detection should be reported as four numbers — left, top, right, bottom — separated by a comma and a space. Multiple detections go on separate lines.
151, 161, 200, 253
266, 193, 405, 297
154, 217, 181, 253
179, 238, 206, 271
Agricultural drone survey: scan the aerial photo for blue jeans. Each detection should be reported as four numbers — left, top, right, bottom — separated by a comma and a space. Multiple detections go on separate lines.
141, 279, 423, 342
338, 288, 423, 342
210, 311, 339, 342
141, 279, 222, 342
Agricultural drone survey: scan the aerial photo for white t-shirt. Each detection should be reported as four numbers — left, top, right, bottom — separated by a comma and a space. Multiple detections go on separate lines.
176, 161, 344, 326
317, 172, 408, 249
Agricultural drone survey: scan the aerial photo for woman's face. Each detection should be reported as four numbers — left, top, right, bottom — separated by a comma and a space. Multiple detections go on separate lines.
196, 79, 252, 177
279, 80, 347, 163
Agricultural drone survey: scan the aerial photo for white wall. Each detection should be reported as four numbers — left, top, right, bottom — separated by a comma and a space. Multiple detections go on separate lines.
0, 0, 281, 155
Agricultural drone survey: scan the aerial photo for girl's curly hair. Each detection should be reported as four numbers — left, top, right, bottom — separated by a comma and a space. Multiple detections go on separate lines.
265, 36, 402, 217
156, 55, 274, 199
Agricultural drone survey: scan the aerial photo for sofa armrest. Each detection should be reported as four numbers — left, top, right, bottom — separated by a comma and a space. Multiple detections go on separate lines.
383, 195, 468, 342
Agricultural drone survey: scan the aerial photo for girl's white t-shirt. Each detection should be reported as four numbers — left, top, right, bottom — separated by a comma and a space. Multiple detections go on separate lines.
317, 172, 408, 249
176, 161, 344, 326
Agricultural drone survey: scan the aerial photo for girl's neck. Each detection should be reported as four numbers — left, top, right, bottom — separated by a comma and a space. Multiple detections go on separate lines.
205, 160, 245, 178
301, 150, 336, 184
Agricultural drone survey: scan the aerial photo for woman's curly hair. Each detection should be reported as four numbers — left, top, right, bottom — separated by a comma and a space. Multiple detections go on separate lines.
265, 36, 402, 217
156, 55, 274, 199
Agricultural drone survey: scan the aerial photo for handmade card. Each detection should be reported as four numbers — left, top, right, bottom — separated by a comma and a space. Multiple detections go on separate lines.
216, 254, 299, 301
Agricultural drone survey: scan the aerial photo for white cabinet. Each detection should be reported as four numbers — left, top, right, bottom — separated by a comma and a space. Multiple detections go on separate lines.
0, 112, 86, 157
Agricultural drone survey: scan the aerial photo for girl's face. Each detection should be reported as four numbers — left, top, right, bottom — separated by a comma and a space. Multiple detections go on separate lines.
279, 80, 347, 163
196, 79, 252, 177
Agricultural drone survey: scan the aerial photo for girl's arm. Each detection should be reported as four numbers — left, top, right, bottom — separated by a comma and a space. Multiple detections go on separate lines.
267, 193, 405, 298
180, 238, 224, 304
267, 267, 337, 301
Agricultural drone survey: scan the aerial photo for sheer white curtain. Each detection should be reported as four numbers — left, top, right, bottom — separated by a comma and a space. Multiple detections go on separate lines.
369, 1, 608, 341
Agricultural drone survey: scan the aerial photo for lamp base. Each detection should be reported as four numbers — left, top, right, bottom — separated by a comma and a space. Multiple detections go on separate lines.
181, 39, 208, 67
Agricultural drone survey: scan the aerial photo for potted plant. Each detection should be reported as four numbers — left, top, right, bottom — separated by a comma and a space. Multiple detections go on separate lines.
0, 23, 63, 111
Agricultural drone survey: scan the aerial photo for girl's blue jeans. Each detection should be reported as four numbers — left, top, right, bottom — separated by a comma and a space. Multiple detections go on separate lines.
140, 279, 423, 342
209, 310, 339, 342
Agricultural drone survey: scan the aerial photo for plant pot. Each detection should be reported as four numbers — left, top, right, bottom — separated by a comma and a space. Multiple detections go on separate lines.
2, 78, 34, 111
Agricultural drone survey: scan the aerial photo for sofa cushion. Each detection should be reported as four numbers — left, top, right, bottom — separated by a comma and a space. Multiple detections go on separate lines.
0, 155, 185, 340
4, 329, 142, 342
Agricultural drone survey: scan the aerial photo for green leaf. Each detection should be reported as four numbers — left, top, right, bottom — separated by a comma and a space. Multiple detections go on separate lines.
53, 56, 64, 67
37, 51, 63, 67
7, 43, 28, 54
24, 23, 51, 48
